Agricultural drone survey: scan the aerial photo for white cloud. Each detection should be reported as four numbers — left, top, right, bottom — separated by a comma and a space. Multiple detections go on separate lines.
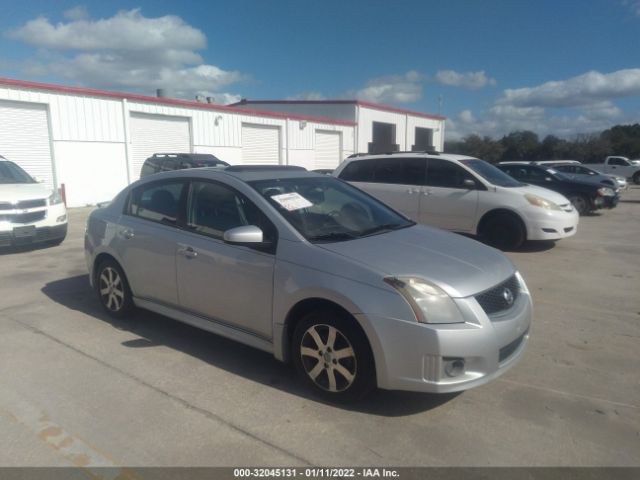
447, 103, 627, 140
623, 0, 640, 16
458, 109, 476, 123
497, 69, 640, 108
63, 6, 89, 21
435, 70, 496, 89
7, 9, 245, 100
351, 71, 424, 104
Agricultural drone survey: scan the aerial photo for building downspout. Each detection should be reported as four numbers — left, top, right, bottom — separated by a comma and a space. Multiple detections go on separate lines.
355, 104, 360, 153
121, 99, 132, 184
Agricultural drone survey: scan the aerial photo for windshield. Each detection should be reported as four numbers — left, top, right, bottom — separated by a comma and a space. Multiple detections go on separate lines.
0, 161, 36, 184
250, 176, 414, 242
459, 159, 523, 187
544, 168, 571, 181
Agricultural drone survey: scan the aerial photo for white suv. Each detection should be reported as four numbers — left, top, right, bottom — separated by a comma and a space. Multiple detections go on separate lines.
334, 152, 579, 249
0, 156, 67, 247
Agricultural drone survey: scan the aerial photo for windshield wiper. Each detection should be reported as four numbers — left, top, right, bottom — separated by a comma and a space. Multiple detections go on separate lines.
358, 222, 412, 237
308, 231, 358, 242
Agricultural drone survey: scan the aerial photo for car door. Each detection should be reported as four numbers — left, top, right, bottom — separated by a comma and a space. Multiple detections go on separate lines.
174, 180, 276, 339
419, 158, 479, 232
116, 179, 187, 305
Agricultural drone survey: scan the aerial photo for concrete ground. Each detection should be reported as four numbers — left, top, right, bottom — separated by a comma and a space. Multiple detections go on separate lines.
0, 187, 638, 468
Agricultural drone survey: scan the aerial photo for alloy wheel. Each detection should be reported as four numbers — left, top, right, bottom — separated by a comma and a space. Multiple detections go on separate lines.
99, 267, 125, 312
300, 324, 357, 393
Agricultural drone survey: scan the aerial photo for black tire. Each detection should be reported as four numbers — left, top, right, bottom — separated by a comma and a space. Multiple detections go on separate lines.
292, 309, 375, 402
95, 258, 135, 318
480, 213, 525, 250
633, 172, 640, 185
568, 194, 590, 215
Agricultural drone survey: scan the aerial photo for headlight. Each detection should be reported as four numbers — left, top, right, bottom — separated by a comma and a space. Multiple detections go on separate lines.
384, 276, 465, 324
48, 189, 63, 205
597, 187, 615, 197
524, 193, 561, 210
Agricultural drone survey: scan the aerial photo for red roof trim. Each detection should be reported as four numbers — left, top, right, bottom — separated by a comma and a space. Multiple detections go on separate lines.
0, 78, 356, 126
231, 99, 446, 121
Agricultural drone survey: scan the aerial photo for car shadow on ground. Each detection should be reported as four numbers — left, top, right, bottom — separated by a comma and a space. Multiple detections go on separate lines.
41, 274, 459, 417
458, 233, 557, 253
0, 242, 62, 256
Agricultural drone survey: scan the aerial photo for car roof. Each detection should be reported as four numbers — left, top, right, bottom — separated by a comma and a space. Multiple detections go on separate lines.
146, 165, 324, 183
343, 151, 476, 162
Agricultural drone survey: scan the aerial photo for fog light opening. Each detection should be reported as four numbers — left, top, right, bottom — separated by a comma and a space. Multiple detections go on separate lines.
56, 215, 67, 223
444, 358, 466, 378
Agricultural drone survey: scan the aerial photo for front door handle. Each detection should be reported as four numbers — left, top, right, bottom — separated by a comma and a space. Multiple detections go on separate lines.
178, 245, 198, 259
120, 228, 135, 239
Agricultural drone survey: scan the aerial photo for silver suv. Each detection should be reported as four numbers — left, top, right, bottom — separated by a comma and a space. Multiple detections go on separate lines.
85, 166, 532, 401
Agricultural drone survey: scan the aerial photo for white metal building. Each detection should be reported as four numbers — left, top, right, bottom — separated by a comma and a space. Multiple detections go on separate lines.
0, 78, 445, 207
230, 100, 446, 154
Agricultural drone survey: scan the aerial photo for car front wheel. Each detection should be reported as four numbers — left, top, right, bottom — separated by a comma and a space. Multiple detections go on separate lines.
292, 310, 375, 402
568, 194, 590, 215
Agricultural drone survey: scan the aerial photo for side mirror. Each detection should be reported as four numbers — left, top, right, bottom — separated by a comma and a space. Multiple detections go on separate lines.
462, 179, 476, 189
33, 176, 45, 183
223, 225, 263, 244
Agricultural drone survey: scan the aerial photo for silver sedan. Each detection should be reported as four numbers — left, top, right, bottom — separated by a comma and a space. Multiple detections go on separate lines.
85, 166, 532, 401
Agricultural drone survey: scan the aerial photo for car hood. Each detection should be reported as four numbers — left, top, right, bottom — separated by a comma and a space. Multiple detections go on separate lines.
0, 183, 51, 202
511, 184, 571, 204
317, 225, 516, 298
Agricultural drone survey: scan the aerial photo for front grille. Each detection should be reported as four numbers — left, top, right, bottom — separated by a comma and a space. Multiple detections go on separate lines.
499, 331, 528, 363
475, 274, 520, 315
0, 199, 47, 210
0, 211, 46, 224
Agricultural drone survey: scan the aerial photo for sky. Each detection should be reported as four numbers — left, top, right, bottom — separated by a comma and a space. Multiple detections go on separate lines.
0, 0, 639, 139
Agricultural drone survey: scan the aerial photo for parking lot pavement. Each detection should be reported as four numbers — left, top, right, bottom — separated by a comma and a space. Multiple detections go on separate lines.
0, 188, 639, 468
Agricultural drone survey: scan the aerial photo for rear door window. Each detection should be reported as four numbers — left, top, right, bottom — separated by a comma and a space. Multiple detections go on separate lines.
374, 158, 426, 185
128, 180, 186, 225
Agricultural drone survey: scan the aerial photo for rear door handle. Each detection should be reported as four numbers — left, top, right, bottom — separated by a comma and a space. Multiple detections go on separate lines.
120, 228, 134, 239
178, 245, 198, 259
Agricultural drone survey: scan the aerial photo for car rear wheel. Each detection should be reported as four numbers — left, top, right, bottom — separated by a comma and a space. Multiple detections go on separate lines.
292, 310, 375, 402
481, 213, 525, 250
568, 194, 590, 215
95, 259, 134, 318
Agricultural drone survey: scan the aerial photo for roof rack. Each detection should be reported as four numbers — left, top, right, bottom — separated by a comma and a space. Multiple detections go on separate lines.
347, 150, 440, 158
225, 165, 307, 172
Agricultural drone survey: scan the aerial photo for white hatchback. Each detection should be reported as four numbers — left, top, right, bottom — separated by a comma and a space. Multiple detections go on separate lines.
0, 156, 67, 247
334, 152, 579, 249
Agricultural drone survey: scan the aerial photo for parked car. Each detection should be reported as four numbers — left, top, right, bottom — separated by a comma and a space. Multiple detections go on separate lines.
582, 156, 640, 184
497, 162, 618, 215
140, 153, 228, 177
333, 152, 578, 250
311, 168, 334, 175
85, 165, 532, 401
0, 156, 67, 247
533, 160, 625, 190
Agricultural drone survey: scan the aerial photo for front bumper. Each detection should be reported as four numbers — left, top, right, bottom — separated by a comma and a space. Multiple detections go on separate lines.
358, 285, 532, 393
601, 194, 619, 209
0, 203, 67, 247
522, 208, 579, 241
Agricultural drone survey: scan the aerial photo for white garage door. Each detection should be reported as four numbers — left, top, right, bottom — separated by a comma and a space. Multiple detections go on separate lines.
314, 131, 342, 170
130, 113, 191, 180
0, 101, 54, 188
241, 124, 280, 165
